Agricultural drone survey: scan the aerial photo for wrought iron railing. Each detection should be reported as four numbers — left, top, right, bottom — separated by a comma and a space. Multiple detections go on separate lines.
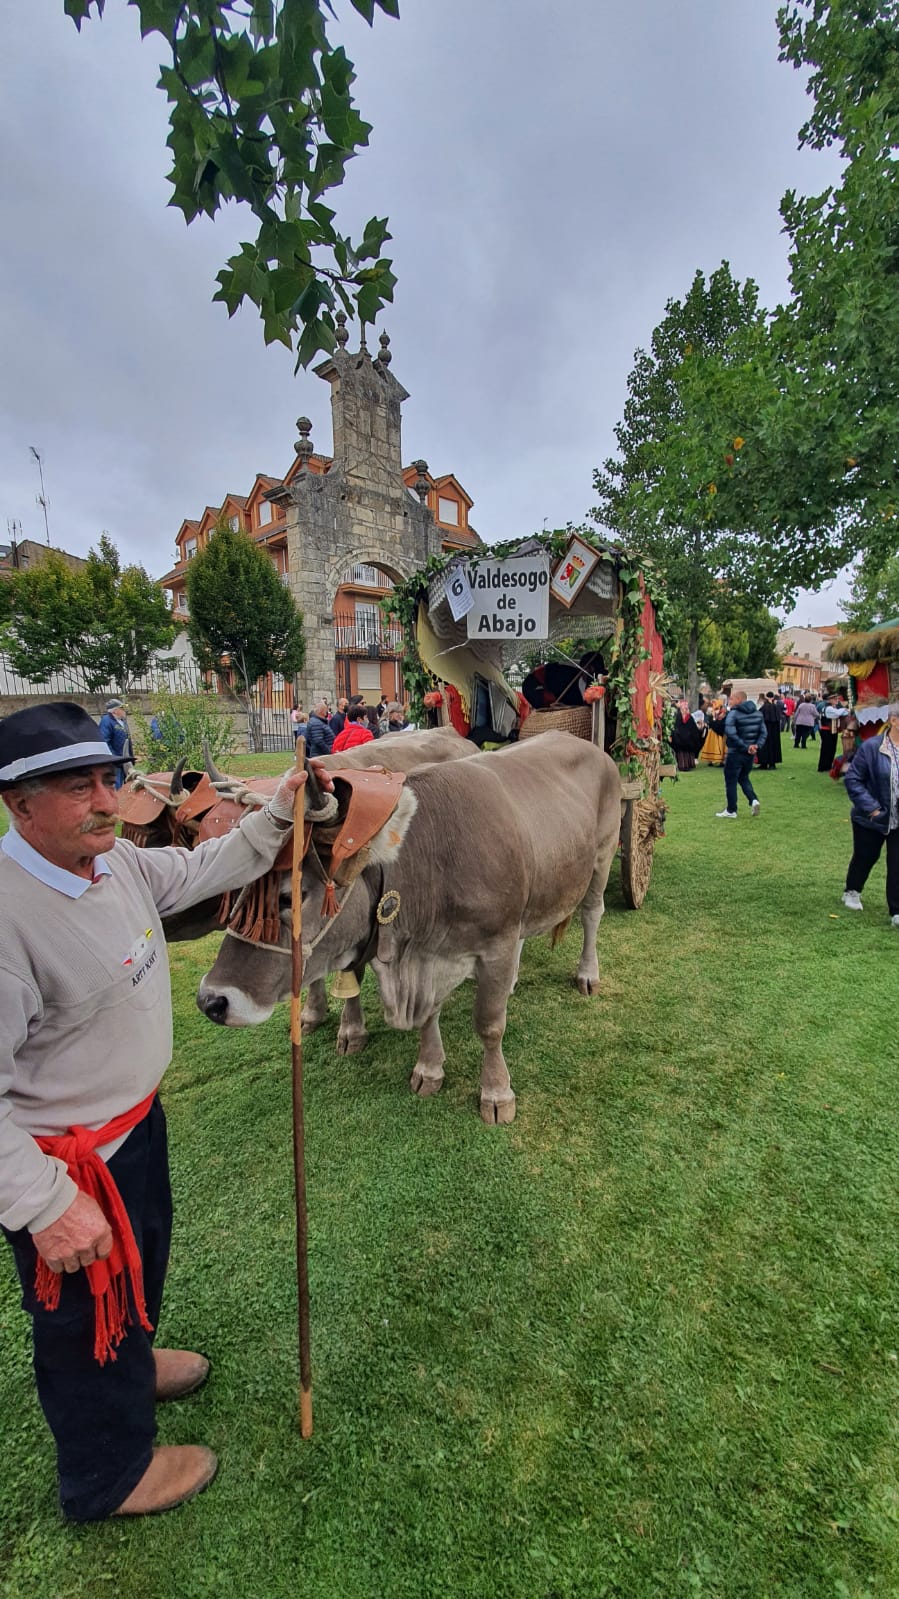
340, 564, 394, 589
333, 611, 404, 655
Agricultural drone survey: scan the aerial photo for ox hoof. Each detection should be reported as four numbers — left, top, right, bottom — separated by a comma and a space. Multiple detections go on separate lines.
337, 1029, 369, 1057
480, 1092, 516, 1126
576, 975, 600, 997
301, 1012, 327, 1036
409, 1067, 444, 1098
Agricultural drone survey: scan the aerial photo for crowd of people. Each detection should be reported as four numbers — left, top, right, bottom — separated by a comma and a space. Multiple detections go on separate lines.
671, 688, 858, 776
289, 693, 411, 754
671, 684, 897, 926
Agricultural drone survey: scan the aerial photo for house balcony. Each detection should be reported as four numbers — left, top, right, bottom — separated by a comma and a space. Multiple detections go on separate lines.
341, 564, 394, 589
334, 611, 404, 656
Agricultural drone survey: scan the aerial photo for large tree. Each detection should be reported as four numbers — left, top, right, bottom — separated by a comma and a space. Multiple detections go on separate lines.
841, 550, 899, 630
64, 0, 397, 366
592, 263, 839, 703
667, 592, 782, 692
755, 0, 899, 567
0, 534, 174, 691
186, 524, 305, 745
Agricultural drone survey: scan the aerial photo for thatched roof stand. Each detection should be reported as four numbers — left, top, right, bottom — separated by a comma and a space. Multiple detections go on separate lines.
824, 619, 899, 664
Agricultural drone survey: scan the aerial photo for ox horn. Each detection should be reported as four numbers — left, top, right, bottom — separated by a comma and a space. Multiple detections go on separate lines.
169, 756, 187, 800
202, 740, 227, 786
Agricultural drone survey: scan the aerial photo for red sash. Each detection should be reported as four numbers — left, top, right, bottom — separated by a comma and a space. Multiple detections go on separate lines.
33, 1090, 158, 1365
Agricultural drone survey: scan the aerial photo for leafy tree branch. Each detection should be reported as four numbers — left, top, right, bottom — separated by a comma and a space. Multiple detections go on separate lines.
62, 0, 398, 366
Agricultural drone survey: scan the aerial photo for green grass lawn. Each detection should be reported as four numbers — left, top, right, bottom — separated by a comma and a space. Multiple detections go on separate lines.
1, 744, 898, 1598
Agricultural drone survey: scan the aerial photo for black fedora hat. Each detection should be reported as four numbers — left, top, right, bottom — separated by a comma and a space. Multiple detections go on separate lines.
0, 702, 128, 790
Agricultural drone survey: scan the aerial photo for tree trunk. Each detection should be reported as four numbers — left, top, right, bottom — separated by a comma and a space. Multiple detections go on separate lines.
686, 626, 699, 708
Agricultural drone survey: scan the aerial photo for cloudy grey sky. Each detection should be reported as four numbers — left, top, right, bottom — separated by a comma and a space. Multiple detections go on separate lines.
1, 0, 847, 622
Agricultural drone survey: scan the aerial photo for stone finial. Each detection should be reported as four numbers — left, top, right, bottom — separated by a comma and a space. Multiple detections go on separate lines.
377, 330, 392, 368
294, 416, 314, 468
412, 459, 430, 503
359, 323, 368, 354
335, 310, 349, 348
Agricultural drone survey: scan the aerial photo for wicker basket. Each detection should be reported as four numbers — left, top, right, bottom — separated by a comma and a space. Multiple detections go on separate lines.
518, 705, 593, 741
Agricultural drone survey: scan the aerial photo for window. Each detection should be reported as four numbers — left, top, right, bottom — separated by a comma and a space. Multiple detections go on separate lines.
357, 662, 383, 694
184, 538, 197, 561
228, 514, 240, 532
438, 496, 460, 526
354, 602, 381, 648
258, 499, 273, 526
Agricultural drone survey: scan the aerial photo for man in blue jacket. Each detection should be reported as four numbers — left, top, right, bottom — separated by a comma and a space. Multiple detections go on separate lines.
304, 699, 335, 758
841, 704, 899, 925
717, 691, 766, 819
97, 700, 133, 791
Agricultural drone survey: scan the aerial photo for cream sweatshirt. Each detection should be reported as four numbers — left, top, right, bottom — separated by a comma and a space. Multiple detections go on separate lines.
0, 808, 288, 1234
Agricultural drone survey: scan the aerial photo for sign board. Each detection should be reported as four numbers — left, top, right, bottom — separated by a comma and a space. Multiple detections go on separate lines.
446, 561, 473, 621
465, 553, 551, 641
549, 536, 600, 608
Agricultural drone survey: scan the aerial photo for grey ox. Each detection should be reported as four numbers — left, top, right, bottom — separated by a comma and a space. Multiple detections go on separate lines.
197, 732, 622, 1123
165, 725, 477, 1054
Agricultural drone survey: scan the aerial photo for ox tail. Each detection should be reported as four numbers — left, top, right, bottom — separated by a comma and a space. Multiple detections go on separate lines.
550, 914, 573, 948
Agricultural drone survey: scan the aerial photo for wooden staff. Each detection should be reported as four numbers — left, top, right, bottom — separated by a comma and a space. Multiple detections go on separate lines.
290, 735, 313, 1438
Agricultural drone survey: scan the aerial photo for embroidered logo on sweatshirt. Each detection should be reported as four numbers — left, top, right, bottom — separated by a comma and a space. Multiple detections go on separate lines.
122, 929, 153, 968
122, 929, 159, 986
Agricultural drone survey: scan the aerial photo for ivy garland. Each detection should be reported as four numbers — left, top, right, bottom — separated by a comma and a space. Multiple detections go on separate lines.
382, 527, 675, 778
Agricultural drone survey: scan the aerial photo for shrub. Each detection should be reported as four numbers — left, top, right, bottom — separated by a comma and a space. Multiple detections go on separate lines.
132, 691, 235, 771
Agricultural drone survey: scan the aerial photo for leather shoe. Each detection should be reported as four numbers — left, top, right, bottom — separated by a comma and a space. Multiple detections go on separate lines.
113, 1445, 218, 1516
154, 1347, 210, 1402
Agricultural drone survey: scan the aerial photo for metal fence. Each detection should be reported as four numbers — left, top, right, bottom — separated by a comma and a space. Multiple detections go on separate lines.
0, 653, 300, 754
0, 652, 205, 699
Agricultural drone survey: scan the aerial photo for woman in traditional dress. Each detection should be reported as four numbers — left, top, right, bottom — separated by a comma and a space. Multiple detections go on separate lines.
758, 693, 783, 768
671, 698, 703, 771
699, 699, 727, 767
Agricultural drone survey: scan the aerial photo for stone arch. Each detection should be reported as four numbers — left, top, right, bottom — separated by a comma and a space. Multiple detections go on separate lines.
324, 547, 416, 608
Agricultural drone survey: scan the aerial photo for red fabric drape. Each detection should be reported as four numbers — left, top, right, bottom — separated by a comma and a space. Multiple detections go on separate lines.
33, 1092, 157, 1364
632, 593, 665, 738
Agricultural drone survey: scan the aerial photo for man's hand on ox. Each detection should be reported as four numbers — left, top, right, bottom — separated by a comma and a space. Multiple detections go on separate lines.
266, 759, 335, 823
32, 1191, 113, 1274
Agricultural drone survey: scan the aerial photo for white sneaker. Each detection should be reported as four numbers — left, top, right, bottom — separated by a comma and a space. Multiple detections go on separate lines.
891, 914, 899, 928
841, 890, 863, 911
750, 799, 760, 816
715, 809, 737, 819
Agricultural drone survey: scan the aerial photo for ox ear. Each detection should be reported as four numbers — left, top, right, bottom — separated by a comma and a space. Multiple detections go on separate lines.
364, 787, 418, 868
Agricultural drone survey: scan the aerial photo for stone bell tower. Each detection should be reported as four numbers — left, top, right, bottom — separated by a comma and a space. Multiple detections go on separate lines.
268, 317, 445, 707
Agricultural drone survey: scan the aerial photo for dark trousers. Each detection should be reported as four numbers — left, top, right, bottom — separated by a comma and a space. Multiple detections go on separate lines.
818, 729, 837, 772
846, 822, 899, 915
794, 726, 812, 748
2, 1097, 171, 1521
724, 751, 758, 812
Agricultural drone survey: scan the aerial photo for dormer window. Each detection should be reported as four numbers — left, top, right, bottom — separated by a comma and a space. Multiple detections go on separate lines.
184, 538, 198, 561
228, 514, 240, 532
438, 496, 460, 526
259, 500, 273, 526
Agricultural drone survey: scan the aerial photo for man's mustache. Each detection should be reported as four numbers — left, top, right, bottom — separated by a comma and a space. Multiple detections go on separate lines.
80, 814, 117, 833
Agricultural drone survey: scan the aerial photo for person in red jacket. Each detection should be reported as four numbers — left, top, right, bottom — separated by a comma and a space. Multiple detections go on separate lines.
332, 704, 374, 752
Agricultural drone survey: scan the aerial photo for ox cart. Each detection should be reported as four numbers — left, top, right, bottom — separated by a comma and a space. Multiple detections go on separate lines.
388, 530, 675, 909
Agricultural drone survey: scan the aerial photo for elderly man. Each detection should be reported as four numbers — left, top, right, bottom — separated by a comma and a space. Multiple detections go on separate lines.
305, 698, 335, 758
97, 698, 132, 790
0, 702, 331, 1521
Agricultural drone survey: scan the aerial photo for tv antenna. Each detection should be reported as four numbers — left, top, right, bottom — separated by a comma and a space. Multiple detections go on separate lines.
29, 446, 51, 545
